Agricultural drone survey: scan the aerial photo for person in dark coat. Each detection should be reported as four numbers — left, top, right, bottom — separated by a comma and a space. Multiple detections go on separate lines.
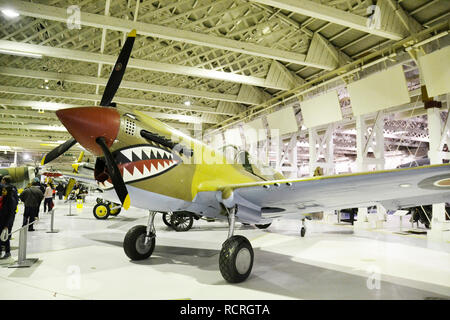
56, 182, 65, 200
2, 176, 19, 211
0, 184, 18, 259
20, 181, 43, 232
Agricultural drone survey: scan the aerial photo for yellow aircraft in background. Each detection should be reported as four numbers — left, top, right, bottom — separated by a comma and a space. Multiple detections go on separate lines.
0, 166, 36, 191
42, 29, 450, 283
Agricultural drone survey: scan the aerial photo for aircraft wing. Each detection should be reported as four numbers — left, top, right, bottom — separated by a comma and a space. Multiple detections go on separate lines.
208, 164, 450, 217
58, 171, 97, 186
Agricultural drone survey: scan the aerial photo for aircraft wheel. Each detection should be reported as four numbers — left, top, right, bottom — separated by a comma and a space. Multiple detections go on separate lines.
219, 235, 254, 283
162, 212, 173, 227
123, 225, 155, 260
300, 227, 306, 237
109, 203, 121, 216
255, 223, 271, 229
170, 211, 194, 232
93, 203, 110, 220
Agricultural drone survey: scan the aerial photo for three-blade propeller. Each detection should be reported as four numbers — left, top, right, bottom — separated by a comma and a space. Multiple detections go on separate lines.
41, 29, 137, 210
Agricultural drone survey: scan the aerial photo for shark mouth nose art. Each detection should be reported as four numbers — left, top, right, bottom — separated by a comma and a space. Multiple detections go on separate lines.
96, 144, 181, 189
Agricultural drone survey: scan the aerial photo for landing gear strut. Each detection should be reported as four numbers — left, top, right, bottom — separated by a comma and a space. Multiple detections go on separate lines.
300, 218, 306, 237
123, 211, 156, 260
219, 206, 254, 283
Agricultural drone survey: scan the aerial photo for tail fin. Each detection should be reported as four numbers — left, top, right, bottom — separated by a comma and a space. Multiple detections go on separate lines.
72, 151, 85, 173
76, 151, 84, 163
64, 178, 76, 200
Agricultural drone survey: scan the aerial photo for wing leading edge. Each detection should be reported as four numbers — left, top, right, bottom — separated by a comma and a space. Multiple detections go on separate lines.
207, 164, 450, 215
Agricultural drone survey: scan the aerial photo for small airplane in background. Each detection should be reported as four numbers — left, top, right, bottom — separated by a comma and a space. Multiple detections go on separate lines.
41, 29, 450, 283
0, 166, 36, 191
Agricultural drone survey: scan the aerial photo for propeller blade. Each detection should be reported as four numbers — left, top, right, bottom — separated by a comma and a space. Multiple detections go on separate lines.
96, 137, 130, 210
100, 29, 136, 107
41, 137, 77, 165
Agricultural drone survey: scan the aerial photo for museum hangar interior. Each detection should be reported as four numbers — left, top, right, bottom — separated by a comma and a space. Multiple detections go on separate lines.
0, 0, 449, 300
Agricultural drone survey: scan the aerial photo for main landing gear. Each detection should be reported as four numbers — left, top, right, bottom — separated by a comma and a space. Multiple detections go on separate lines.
162, 211, 195, 232
219, 206, 254, 283
123, 207, 255, 283
123, 211, 156, 260
300, 218, 306, 237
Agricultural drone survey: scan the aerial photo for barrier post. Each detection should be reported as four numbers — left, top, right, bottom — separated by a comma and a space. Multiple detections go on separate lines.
8, 221, 39, 268
66, 199, 77, 216
46, 209, 59, 233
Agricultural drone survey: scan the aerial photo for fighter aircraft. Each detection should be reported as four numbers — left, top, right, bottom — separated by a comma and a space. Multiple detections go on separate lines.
0, 166, 36, 190
41, 29, 450, 283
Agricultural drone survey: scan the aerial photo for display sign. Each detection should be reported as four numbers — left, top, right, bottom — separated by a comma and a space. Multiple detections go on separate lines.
347, 65, 410, 116
301, 90, 342, 128
418, 46, 450, 97
266, 106, 299, 136
243, 118, 266, 143
224, 128, 243, 146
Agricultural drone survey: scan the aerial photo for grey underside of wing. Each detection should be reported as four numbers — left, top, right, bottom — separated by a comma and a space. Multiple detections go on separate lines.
235, 166, 450, 213
60, 171, 97, 185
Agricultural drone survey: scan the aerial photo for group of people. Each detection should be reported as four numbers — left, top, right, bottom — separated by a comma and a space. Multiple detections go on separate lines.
0, 176, 63, 260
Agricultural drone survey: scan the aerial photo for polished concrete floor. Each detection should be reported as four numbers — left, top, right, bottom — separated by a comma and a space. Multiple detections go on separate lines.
0, 195, 449, 300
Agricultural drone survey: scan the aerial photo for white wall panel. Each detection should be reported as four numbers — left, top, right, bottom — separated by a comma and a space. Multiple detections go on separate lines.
243, 118, 266, 143
266, 106, 299, 136
347, 65, 410, 116
301, 90, 342, 128
418, 46, 450, 97
224, 128, 243, 146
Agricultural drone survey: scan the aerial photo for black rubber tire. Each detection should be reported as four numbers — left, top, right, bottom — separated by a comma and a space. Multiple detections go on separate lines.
123, 225, 155, 260
170, 212, 194, 232
255, 223, 271, 229
219, 235, 254, 283
300, 227, 306, 237
93, 203, 110, 220
162, 212, 173, 227
109, 204, 121, 216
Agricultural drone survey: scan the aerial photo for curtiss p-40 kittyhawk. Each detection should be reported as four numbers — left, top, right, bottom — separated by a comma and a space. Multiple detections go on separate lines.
42, 29, 450, 283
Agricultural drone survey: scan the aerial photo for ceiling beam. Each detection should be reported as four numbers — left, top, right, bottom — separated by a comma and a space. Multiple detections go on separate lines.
0, 40, 279, 89
250, 0, 405, 40
0, 123, 67, 132
0, 85, 231, 116
0, 66, 242, 104
0, 98, 211, 124
1, 0, 333, 70
0, 116, 61, 126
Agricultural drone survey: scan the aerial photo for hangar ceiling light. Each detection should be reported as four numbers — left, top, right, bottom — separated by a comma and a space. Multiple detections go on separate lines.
1, 8, 19, 18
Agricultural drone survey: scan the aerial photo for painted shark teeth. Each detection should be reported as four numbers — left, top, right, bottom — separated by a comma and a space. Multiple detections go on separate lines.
98, 145, 179, 190
98, 180, 114, 189
118, 146, 173, 162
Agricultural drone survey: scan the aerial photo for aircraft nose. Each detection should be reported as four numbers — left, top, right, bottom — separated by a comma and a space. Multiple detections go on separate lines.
56, 107, 120, 156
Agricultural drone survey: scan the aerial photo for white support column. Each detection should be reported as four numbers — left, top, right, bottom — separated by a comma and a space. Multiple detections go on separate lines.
427, 105, 450, 242
355, 114, 369, 172
354, 112, 386, 230
287, 143, 298, 178
374, 114, 387, 223
308, 124, 335, 176
308, 128, 317, 177
279, 133, 299, 178
308, 125, 336, 224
